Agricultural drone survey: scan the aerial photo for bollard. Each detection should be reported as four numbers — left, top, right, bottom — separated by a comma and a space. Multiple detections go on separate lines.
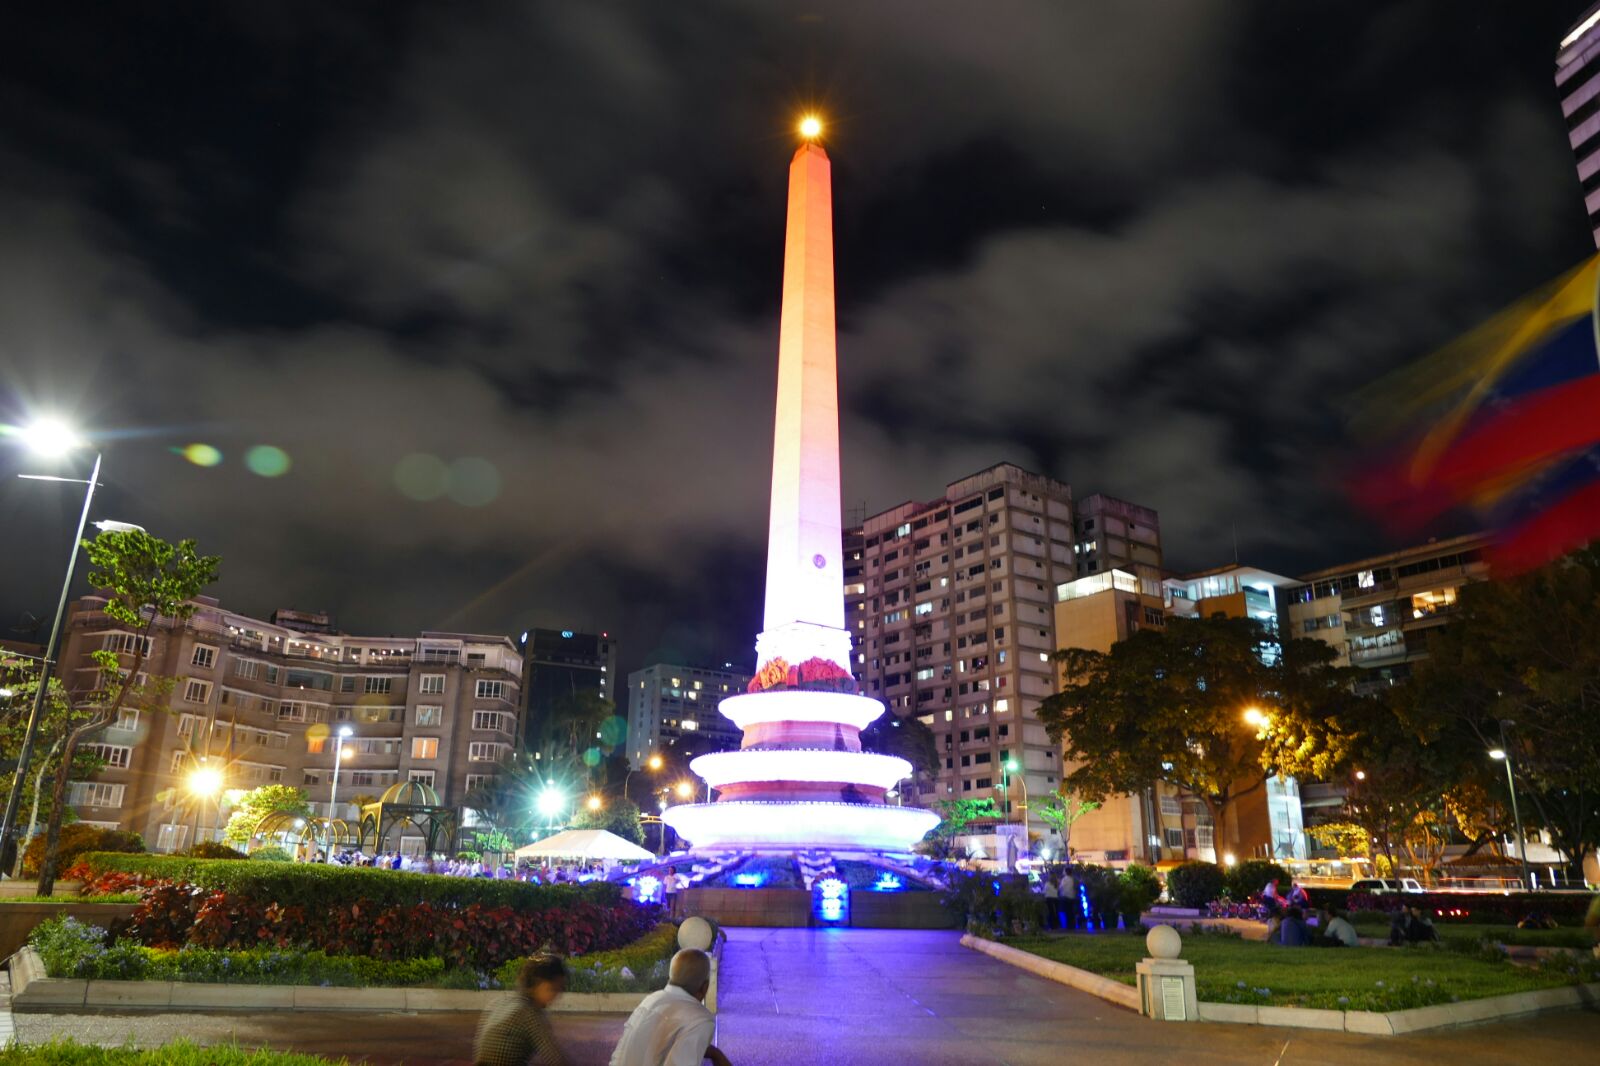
1135, 924, 1197, 1022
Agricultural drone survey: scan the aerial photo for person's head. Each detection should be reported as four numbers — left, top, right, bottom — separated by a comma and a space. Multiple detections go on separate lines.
667, 865, 677, 875
1286, 906, 1303, 922
668, 948, 713, 1002
517, 953, 568, 1008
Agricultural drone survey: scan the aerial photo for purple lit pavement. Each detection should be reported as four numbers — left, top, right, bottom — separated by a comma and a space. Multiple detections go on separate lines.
10, 930, 1600, 1064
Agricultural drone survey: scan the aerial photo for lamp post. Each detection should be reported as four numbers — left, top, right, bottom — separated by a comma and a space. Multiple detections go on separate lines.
326, 726, 353, 863
622, 752, 662, 805
656, 798, 668, 855
1003, 755, 1027, 827
0, 421, 107, 876
186, 762, 224, 850
1489, 724, 1533, 891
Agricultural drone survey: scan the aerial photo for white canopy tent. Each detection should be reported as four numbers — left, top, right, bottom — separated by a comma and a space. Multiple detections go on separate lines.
513, 828, 656, 862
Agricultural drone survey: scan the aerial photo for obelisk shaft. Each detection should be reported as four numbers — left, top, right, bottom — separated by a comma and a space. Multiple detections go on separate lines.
763, 142, 845, 644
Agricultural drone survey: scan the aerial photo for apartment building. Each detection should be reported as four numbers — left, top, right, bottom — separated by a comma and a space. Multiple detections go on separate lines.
56, 596, 523, 854
846, 464, 1080, 834
520, 628, 617, 755
1557, 3, 1600, 247
1072, 494, 1162, 577
625, 663, 750, 768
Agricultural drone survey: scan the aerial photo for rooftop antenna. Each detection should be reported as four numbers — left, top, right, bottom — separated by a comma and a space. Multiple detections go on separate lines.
1232, 524, 1240, 566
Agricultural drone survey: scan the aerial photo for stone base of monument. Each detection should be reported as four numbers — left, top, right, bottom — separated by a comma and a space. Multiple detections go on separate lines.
683, 887, 958, 929
1135, 925, 1198, 1022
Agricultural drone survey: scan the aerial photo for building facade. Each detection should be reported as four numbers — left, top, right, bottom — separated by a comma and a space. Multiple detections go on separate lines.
520, 628, 618, 755
56, 596, 522, 854
626, 663, 750, 768
1557, 4, 1600, 248
846, 463, 1084, 834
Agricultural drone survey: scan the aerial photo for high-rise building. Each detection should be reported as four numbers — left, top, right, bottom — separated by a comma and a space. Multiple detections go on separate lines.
519, 628, 618, 754
847, 463, 1083, 833
1556, 4, 1600, 247
626, 663, 750, 767
54, 596, 522, 854
1072, 494, 1162, 577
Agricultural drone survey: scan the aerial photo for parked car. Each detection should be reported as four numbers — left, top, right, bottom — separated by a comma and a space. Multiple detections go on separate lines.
1349, 877, 1425, 894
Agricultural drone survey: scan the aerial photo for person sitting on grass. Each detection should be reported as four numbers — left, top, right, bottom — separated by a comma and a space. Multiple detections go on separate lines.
1387, 905, 1438, 946
1316, 906, 1359, 947
1276, 905, 1312, 947
474, 953, 571, 1066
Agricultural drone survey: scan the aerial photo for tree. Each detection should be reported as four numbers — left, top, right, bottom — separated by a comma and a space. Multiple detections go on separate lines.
220, 784, 313, 847
1038, 615, 1281, 844
1305, 821, 1370, 859
860, 712, 939, 794
570, 797, 645, 845
926, 797, 1001, 841
1034, 789, 1099, 857
0, 662, 106, 869
37, 530, 219, 895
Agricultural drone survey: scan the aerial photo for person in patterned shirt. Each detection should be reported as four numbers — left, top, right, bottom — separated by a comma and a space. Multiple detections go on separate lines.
474, 953, 571, 1066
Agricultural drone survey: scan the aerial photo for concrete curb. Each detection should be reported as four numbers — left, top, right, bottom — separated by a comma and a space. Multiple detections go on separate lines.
959, 935, 1141, 1011
960, 936, 1600, 1035
5, 947, 661, 1015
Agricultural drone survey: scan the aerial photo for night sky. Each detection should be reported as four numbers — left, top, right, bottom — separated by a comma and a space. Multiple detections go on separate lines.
1, 2, 1594, 678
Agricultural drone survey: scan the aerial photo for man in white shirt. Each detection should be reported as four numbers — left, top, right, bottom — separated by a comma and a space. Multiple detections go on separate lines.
610, 949, 730, 1066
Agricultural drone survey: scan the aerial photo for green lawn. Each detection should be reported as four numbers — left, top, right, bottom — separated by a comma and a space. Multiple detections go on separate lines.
1007, 931, 1594, 1012
0, 1041, 338, 1066
1345, 914, 1594, 949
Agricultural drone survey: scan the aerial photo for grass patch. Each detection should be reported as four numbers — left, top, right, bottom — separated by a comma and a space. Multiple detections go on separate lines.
1346, 913, 1592, 949
1006, 931, 1597, 1011
0, 894, 142, 905
0, 1040, 340, 1066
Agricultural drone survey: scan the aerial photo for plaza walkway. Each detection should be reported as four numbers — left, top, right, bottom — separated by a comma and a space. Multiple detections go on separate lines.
7, 929, 1600, 1064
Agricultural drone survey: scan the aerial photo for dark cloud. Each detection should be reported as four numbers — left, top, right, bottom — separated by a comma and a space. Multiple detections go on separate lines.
1, 1, 1594, 673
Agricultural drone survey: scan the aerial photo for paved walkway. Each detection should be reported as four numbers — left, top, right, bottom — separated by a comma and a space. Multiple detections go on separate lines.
8, 929, 1600, 1064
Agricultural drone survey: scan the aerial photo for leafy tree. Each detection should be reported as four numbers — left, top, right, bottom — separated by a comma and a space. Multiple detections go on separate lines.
860, 712, 939, 792
0, 663, 107, 869
37, 530, 219, 895
570, 797, 645, 846
21, 822, 142, 876
1033, 789, 1099, 857
1040, 615, 1344, 845
221, 784, 313, 846
1305, 820, 1370, 858
472, 828, 516, 855
926, 797, 1001, 842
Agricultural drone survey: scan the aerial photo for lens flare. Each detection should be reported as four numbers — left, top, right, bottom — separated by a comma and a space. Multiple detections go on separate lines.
447, 457, 501, 507
245, 445, 291, 477
178, 443, 223, 467
394, 453, 449, 501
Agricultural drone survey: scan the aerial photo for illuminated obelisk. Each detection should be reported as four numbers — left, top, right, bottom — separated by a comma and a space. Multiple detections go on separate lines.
663, 117, 938, 852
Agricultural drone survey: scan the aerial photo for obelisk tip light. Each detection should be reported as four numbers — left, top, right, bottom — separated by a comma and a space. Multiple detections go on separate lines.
798, 115, 822, 140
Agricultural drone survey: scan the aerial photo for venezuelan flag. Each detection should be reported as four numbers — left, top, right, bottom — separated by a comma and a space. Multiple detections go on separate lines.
1350, 255, 1600, 572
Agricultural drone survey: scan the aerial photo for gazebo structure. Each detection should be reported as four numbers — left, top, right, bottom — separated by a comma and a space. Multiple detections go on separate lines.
358, 780, 457, 855
252, 811, 358, 859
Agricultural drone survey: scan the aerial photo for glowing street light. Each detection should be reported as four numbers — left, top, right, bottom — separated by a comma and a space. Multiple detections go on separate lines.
674, 780, 694, 800
1002, 755, 1027, 825
1354, 770, 1366, 781
648, 754, 664, 771
538, 787, 566, 820
186, 762, 225, 851
0, 417, 108, 874
798, 114, 823, 140
325, 725, 354, 864
586, 794, 603, 812
1242, 707, 1267, 728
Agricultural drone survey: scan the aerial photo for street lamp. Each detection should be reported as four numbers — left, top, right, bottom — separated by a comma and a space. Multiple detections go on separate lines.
326, 725, 353, 863
537, 787, 566, 824
0, 420, 104, 875
1489, 727, 1533, 891
674, 779, 694, 800
1243, 707, 1268, 729
1003, 755, 1027, 826
586, 794, 603, 812
622, 751, 664, 803
186, 763, 225, 850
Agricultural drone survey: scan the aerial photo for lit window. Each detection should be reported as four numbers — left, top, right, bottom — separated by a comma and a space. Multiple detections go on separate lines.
412, 737, 439, 760
416, 705, 443, 727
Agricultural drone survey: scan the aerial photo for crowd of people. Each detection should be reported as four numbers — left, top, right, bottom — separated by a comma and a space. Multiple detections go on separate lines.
321, 848, 633, 884
473, 947, 731, 1066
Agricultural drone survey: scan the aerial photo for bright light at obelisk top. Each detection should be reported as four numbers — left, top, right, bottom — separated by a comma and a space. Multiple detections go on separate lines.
661, 126, 937, 854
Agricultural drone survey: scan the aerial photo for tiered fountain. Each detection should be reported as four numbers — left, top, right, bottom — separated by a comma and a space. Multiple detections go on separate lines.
662, 119, 938, 854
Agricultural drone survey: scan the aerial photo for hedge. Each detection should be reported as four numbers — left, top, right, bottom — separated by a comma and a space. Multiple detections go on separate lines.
22, 827, 143, 877
1223, 859, 1288, 903
1165, 861, 1225, 908
0, 1041, 340, 1066
1346, 890, 1592, 924
73, 852, 619, 911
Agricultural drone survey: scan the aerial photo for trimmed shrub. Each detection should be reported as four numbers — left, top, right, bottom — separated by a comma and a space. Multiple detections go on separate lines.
1224, 859, 1289, 903
22, 826, 144, 877
184, 842, 247, 860
249, 846, 293, 862
1116, 865, 1162, 924
76, 852, 621, 911
1165, 861, 1225, 908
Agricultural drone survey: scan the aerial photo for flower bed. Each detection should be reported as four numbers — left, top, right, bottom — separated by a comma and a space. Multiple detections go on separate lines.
0, 1040, 339, 1066
496, 922, 680, 994
67, 853, 657, 970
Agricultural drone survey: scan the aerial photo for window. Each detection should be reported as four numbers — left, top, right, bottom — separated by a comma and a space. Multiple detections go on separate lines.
103, 633, 153, 657
1164, 827, 1185, 848
465, 773, 494, 793
183, 679, 213, 704
1160, 795, 1182, 817
67, 782, 125, 808
191, 645, 216, 669
469, 742, 508, 762
475, 680, 505, 700
170, 750, 193, 773
364, 676, 394, 695
421, 674, 445, 695
81, 743, 131, 770
416, 705, 443, 727
412, 737, 439, 760
341, 676, 357, 693
303, 770, 321, 786
473, 710, 511, 733
278, 701, 310, 722
156, 824, 190, 853
408, 770, 435, 788
111, 707, 139, 731
307, 736, 326, 754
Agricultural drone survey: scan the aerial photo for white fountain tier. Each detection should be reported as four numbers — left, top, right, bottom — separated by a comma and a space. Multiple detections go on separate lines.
662, 798, 938, 852
690, 749, 914, 791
